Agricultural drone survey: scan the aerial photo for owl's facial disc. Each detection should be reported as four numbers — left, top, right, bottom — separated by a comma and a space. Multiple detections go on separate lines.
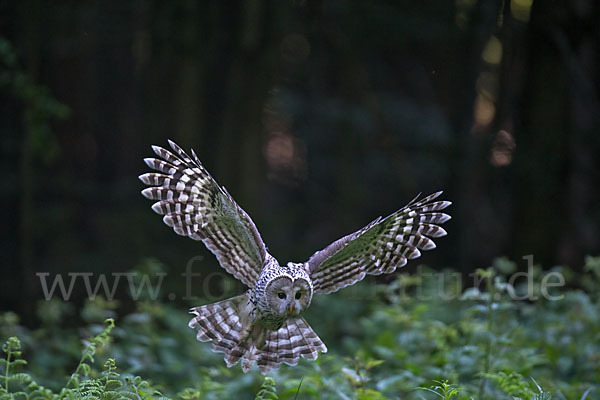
286, 277, 312, 317
265, 276, 312, 318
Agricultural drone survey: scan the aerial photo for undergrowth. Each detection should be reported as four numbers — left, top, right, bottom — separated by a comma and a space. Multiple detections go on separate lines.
1, 256, 599, 399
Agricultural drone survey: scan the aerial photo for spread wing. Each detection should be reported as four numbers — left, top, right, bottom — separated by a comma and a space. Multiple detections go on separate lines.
306, 192, 451, 294
139, 140, 267, 287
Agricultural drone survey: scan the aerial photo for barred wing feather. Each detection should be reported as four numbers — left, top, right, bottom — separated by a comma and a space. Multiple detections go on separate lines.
306, 192, 451, 294
139, 140, 267, 287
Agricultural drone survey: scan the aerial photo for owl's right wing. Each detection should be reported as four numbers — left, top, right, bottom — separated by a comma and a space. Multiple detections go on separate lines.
306, 192, 451, 294
139, 140, 267, 288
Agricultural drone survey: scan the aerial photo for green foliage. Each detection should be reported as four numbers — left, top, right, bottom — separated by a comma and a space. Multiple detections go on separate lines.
254, 377, 278, 400
479, 371, 535, 399
0, 320, 167, 400
417, 380, 463, 399
64, 318, 115, 390
1, 336, 28, 396
1, 257, 599, 399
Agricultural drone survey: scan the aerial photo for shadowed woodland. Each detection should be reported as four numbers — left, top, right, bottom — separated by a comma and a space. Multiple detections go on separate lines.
0, 1, 599, 399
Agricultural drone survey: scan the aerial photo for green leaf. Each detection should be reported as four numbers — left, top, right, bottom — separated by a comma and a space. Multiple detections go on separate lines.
365, 359, 385, 370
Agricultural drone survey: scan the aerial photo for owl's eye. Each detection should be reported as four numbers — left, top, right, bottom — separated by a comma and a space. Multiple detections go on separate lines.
295, 292, 302, 300
277, 292, 286, 299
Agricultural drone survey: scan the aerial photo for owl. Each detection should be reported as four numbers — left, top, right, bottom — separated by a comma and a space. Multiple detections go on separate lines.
139, 140, 451, 373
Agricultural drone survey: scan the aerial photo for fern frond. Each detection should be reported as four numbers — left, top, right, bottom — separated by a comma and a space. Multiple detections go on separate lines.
255, 377, 278, 400
65, 318, 115, 390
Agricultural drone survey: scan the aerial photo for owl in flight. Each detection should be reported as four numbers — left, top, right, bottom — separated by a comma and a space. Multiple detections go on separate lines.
139, 140, 451, 373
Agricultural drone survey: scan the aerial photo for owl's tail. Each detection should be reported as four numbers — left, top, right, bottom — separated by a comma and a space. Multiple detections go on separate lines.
189, 293, 327, 373
255, 317, 327, 373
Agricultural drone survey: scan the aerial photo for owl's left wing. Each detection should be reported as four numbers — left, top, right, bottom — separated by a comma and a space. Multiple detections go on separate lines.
306, 192, 451, 294
139, 140, 267, 288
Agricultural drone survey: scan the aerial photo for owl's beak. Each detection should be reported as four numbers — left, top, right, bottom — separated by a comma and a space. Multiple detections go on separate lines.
288, 304, 294, 313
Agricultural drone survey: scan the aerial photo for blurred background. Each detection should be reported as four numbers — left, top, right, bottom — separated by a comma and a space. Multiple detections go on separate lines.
1, 0, 599, 323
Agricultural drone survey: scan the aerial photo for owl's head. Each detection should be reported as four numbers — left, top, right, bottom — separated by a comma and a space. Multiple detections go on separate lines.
265, 268, 312, 318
